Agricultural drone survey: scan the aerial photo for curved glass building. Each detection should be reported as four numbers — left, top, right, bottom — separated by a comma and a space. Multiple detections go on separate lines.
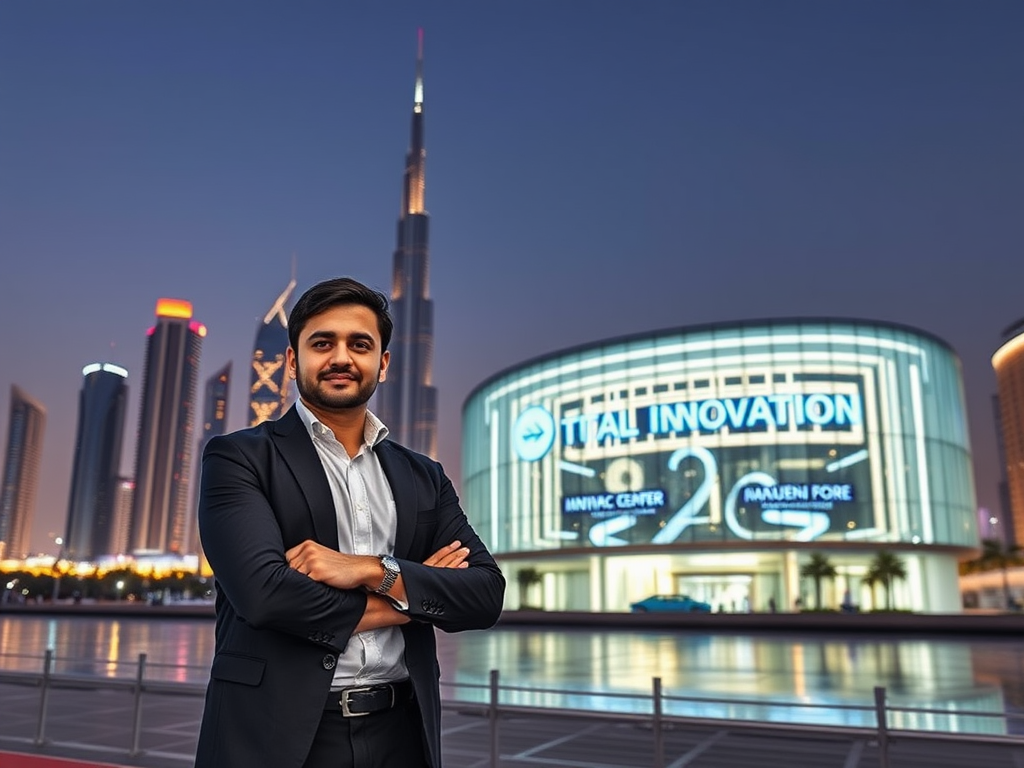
462, 319, 977, 613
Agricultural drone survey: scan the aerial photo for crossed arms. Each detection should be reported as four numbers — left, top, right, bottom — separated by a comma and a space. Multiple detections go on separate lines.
199, 434, 505, 650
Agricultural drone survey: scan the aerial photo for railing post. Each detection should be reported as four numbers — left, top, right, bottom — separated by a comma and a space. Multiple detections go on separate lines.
129, 652, 148, 756
34, 648, 53, 745
873, 685, 890, 768
652, 677, 664, 768
489, 669, 500, 768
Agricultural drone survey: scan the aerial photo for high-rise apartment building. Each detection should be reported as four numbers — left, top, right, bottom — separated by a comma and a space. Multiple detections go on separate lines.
376, 29, 438, 458
0, 386, 46, 560
993, 317, 1024, 548
191, 362, 231, 556
249, 278, 295, 426
64, 363, 128, 561
129, 299, 205, 555
108, 477, 134, 558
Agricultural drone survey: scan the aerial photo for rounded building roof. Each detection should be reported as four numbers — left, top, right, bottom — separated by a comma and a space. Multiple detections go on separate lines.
464, 316, 958, 408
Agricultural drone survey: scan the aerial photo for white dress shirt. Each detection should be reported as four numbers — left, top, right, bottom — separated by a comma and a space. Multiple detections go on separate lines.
295, 399, 409, 689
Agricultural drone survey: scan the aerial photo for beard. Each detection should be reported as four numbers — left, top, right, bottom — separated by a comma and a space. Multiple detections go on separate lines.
296, 363, 380, 412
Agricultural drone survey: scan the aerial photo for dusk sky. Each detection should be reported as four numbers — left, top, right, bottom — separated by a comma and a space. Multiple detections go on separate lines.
1, 1, 1021, 555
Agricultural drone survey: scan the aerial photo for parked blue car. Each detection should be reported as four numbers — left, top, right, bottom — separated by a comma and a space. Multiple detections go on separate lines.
629, 594, 712, 613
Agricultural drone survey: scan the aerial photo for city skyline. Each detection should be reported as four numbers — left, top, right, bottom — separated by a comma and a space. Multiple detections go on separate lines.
0, 2, 1021, 554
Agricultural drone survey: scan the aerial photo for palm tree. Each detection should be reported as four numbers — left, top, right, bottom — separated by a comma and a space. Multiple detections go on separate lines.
866, 550, 908, 610
977, 538, 1022, 609
516, 567, 543, 609
800, 553, 838, 609
861, 572, 879, 611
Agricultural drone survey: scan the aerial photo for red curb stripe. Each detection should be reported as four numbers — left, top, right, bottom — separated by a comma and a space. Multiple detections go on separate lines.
0, 752, 127, 768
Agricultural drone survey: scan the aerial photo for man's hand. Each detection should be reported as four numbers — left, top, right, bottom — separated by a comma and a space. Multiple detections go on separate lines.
286, 541, 378, 590
285, 539, 470, 591
424, 540, 470, 569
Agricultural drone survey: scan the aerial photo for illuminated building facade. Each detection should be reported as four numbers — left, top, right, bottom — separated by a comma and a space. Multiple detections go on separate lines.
249, 278, 295, 426
463, 319, 978, 613
192, 362, 231, 559
376, 29, 438, 458
0, 386, 46, 560
64, 364, 129, 561
993, 318, 1024, 549
129, 299, 205, 555
108, 477, 134, 558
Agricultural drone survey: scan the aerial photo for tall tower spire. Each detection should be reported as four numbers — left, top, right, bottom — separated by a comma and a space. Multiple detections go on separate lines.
404, 27, 426, 216
377, 29, 438, 458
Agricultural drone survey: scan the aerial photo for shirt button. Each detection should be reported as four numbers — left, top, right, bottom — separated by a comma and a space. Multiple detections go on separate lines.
322, 654, 337, 670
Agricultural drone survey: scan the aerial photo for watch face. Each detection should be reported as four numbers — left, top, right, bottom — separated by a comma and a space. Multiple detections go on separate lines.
383, 555, 400, 573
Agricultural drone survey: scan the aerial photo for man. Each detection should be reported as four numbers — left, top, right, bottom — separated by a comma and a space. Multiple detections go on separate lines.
195, 277, 506, 768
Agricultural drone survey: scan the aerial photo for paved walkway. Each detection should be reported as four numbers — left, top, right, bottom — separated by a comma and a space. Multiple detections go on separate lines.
3, 680, 1024, 767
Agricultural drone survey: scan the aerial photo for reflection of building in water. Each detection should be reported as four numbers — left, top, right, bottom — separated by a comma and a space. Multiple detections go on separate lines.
463, 319, 978, 613
249, 277, 296, 426
437, 628, 1008, 733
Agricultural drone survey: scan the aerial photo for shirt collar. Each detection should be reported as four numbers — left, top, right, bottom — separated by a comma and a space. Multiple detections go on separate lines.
295, 399, 390, 449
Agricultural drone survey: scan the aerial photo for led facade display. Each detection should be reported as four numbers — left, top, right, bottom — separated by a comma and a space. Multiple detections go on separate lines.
462, 320, 978, 613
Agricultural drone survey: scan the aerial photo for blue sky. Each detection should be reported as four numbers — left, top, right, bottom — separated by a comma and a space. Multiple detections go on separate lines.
1, 1, 1021, 554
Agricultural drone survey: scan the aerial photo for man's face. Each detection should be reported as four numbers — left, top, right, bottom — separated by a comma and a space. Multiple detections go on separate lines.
286, 304, 390, 413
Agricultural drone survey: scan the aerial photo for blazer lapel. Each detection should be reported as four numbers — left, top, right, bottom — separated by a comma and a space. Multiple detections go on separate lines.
376, 441, 417, 559
271, 407, 339, 549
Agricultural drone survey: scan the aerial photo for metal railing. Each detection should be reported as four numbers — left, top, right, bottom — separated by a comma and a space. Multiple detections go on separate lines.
2, 650, 1023, 767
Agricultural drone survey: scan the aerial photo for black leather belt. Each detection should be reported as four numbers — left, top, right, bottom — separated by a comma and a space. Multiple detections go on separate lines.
326, 680, 413, 717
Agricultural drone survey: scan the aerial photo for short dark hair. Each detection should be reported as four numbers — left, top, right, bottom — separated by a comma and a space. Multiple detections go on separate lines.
287, 277, 394, 352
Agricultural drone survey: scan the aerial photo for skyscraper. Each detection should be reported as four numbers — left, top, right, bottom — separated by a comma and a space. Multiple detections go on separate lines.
994, 318, 1024, 549
250, 278, 296, 426
64, 363, 129, 561
108, 477, 134, 558
0, 386, 46, 561
377, 29, 438, 458
129, 299, 205, 555
191, 361, 231, 555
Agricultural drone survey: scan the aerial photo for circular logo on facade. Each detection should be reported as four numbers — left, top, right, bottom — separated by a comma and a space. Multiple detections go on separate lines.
513, 405, 556, 462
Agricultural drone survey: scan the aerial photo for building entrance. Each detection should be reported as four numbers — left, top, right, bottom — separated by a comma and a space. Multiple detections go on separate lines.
676, 573, 753, 613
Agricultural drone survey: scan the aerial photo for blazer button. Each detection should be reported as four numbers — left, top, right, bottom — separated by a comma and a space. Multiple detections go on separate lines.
322, 654, 337, 670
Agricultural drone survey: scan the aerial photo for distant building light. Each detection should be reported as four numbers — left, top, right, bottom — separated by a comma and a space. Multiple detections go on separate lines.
990, 517, 999, 525
156, 298, 193, 319
190, 321, 207, 337
83, 362, 129, 378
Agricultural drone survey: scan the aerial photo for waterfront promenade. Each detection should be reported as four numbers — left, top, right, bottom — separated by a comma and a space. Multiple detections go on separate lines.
4, 600, 1024, 635
3, 605, 1024, 766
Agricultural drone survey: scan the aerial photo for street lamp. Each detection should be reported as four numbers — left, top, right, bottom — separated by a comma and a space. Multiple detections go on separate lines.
116, 580, 125, 601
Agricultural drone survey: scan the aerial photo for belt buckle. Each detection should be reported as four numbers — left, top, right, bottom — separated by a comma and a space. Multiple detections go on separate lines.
340, 684, 391, 718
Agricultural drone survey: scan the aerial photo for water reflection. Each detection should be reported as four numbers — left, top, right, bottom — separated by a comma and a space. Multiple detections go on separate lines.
0, 617, 1018, 734
437, 628, 1013, 734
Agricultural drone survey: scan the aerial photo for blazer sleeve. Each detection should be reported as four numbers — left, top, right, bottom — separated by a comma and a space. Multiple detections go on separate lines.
198, 434, 366, 651
398, 464, 506, 632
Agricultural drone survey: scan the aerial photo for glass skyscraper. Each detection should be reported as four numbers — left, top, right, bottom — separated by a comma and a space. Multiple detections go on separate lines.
376, 29, 438, 458
0, 386, 46, 561
129, 299, 205, 556
249, 278, 295, 426
64, 363, 128, 561
192, 361, 231, 558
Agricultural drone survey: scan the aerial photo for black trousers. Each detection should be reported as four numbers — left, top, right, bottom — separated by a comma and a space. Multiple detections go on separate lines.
302, 697, 430, 768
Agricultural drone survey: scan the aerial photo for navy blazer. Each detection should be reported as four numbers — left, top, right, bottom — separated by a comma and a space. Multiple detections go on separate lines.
194, 407, 505, 768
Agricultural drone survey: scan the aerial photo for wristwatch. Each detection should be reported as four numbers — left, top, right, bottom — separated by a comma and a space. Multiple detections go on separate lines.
375, 554, 401, 595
